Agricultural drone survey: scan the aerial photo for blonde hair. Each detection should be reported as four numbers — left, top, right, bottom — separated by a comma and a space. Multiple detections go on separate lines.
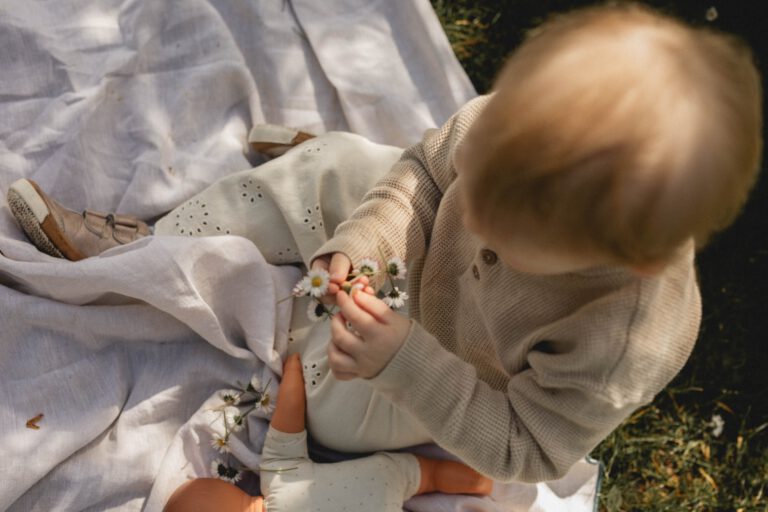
458, 2, 763, 264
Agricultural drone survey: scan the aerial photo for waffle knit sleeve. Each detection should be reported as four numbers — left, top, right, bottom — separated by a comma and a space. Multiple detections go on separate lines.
311, 96, 488, 272
368, 260, 701, 483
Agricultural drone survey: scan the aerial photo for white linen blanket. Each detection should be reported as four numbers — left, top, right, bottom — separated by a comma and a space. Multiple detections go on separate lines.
0, 1, 600, 510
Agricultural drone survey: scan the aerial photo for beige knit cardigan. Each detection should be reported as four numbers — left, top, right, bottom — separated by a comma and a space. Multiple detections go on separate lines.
314, 95, 701, 482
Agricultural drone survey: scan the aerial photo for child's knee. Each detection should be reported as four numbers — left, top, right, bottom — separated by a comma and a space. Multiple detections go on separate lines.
165, 478, 262, 512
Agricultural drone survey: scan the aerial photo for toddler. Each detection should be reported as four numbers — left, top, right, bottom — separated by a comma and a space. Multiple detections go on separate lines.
7, 2, 762, 487
306, 2, 762, 482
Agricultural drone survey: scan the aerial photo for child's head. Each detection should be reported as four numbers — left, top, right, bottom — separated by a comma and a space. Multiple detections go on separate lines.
457, 3, 763, 274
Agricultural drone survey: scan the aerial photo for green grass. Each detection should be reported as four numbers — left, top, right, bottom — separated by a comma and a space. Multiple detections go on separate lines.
431, 1, 768, 510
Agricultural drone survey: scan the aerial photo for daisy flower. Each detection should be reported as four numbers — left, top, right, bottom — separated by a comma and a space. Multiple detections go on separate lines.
386, 257, 407, 280
219, 390, 240, 406
307, 300, 329, 322
256, 391, 275, 416
224, 406, 246, 433
211, 459, 242, 483
291, 276, 311, 297
210, 434, 230, 454
247, 375, 264, 394
355, 258, 379, 277
382, 287, 409, 309
306, 269, 330, 298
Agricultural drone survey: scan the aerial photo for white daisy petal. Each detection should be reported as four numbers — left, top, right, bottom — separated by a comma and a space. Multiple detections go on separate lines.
219, 390, 240, 405
211, 434, 230, 454
211, 459, 242, 483
224, 406, 245, 433
383, 287, 409, 309
386, 257, 407, 279
225, 469, 242, 484
307, 300, 327, 322
306, 269, 330, 298
248, 375, 262, 393
355, 258, 380, 277
292, 276, 311, 297
258, 392, 276, 417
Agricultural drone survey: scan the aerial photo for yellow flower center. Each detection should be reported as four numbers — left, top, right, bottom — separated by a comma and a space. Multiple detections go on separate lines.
311, 276, 324, 287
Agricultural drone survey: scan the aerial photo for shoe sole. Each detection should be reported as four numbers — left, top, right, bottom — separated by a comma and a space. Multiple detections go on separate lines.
7, 179, 65, 258
248, 124, 315, 157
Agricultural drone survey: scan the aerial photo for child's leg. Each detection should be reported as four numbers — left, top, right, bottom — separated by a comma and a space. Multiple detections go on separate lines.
270, 353, 305, 433
415, 456, 494, 496
290, 317, 432, 452
164, 478, 264, 512
165, 355, 307, 512
154, 132, 404, 267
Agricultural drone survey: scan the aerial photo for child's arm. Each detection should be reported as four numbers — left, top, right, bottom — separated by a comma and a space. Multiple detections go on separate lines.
331, 266, 701, 483
310, 96, 492, 284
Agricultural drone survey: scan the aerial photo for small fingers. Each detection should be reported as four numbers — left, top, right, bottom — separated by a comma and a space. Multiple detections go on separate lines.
336, 291, 377, 334
327, 337, 359, 379
309, 256, 337, 303
310, 255, 331, 273
330, 312, 364, 353
347, 275, 374, 295
352, 290, 394, 323
328, 253, 352, 284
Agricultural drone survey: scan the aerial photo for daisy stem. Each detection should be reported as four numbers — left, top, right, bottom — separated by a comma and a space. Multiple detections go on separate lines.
376, 246, 398, 291
240, 404, 259, 419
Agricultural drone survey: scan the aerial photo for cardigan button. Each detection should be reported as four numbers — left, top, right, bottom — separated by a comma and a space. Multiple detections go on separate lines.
472, 264, 480, 280
481, 249, 498, 265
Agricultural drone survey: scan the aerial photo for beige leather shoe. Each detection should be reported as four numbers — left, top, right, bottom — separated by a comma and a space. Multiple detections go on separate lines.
248, 124, 315, 157
7, 179, 150, 260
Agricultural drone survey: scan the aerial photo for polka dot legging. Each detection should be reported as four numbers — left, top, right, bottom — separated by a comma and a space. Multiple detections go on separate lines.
260, 427, 421, 512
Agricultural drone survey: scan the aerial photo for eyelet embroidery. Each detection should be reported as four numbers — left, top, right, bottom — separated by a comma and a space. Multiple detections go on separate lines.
271, 246, 299, 264
302, 361, 323, 388
240, 178, 265, 203
173, 198, 232, 237
302, 204, 324, 232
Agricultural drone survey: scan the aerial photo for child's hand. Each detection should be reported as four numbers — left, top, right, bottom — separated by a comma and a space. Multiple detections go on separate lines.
328, 289, 411, 380
311, 253, 351, 294
310, 253, 374, 304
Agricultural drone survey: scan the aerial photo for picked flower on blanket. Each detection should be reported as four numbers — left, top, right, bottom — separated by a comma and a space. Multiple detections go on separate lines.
208, 375, 275, 481
287, 253, 409, 322
225, 406, 246, 433
211, 434, 231, 454
248, 376, 276, 416
219, 390, 241, 406
211, 459, 242, 484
